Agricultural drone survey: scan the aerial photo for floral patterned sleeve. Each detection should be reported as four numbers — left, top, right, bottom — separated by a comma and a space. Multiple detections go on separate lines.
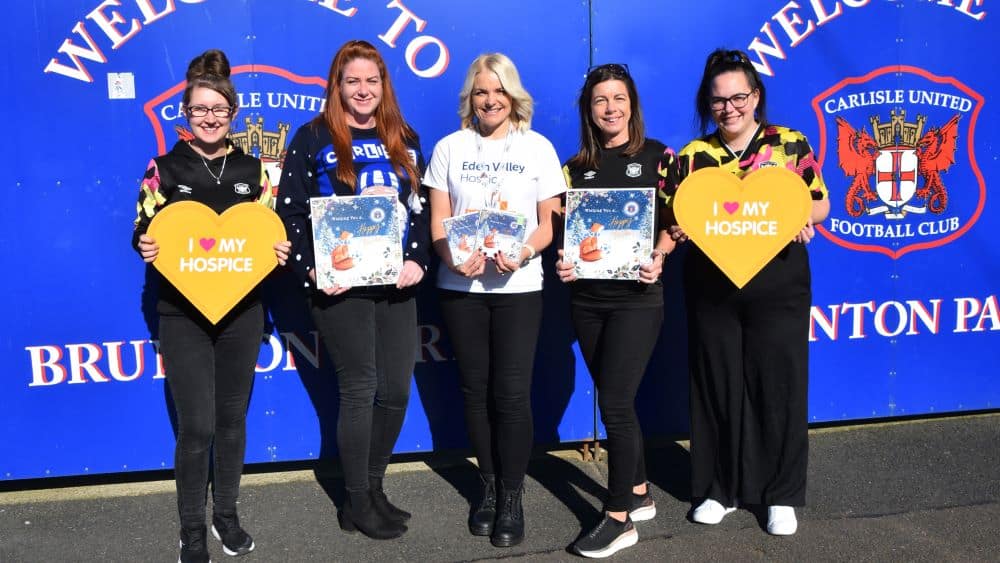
131, 159, 167, 251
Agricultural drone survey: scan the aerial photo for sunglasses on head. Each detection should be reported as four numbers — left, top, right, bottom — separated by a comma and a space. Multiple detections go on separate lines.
586, 63, 630, 79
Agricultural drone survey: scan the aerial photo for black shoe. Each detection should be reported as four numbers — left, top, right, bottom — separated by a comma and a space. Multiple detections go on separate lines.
178, 525, 211, 563
628, 486, 656, 522
468, 473, 496, 536
573, 514, 638, 558
490, 482, 524, 548
338, 490, 407, 540
369, 477, 411, 524
211, 512, 255, 557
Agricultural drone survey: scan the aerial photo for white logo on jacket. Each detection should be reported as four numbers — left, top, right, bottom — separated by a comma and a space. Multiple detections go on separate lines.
625, 162, 642, 178
234, 183, 251, 195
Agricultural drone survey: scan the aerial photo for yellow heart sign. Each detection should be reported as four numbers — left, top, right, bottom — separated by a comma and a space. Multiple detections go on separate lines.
674, 167, 812, 288
147, 201, 286, 324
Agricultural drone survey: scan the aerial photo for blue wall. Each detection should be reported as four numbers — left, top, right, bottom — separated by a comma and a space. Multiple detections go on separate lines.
3, 0, 996, 480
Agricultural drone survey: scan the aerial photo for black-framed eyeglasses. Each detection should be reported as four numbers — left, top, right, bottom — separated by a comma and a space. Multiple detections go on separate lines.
586, 63, 630, 79
709, 91, 755, 110
186, 105, 235, 118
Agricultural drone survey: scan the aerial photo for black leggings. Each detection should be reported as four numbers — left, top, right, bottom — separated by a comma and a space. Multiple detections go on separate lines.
159, 303, 263, 529
311, 293, 416, 494
571, 303, 663, 512
438, 290, 542, 488
686, 243, 811, 507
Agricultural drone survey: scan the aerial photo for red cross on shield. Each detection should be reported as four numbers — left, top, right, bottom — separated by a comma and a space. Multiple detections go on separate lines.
874, 147, 918, 207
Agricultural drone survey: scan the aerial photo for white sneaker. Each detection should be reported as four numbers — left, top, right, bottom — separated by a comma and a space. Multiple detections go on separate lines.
767, 505, 798, 535
691, 499, 737, 524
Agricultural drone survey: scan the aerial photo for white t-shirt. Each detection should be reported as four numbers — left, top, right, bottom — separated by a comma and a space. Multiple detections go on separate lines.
425, 127, 567, 293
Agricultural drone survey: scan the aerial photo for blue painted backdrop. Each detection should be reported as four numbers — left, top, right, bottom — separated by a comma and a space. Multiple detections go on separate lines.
2, 0, 996, 480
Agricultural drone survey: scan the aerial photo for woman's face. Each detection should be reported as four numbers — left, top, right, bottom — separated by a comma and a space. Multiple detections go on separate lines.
590, 79, 631, 147
341, 57, 382, 128
709, 70, 759, 142
186, 86, 234, 150
471, 70, 512, 137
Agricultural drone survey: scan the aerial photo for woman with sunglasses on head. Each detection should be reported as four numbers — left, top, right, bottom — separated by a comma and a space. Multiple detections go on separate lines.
661, 49, 829, 536
426, 53, 565, 548
132, 49, 290, 563
554, 63, 678, 558
276, 40, 428, 540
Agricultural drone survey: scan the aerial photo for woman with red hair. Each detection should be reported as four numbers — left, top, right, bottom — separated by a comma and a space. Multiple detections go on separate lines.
277, 40, 428, 540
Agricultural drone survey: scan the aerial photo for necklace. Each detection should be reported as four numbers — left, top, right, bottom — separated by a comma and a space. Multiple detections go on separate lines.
723, 140, 745, 159
721, 123, 762, 162
200, 151, 227, 185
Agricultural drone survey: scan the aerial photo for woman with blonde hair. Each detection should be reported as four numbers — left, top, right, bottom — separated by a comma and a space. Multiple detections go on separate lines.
426, 53, 565, 548
277, 39, 428, 540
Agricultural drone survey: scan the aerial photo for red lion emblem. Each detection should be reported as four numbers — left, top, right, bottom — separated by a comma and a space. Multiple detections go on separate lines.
915, 115, 960, 214
835, 116, 879, 218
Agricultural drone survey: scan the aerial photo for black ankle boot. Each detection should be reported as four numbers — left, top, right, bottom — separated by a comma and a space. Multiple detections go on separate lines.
338, 490, 407, 540
468, 473, 496, 536
369, 477, 411, 524
490, 481, 524, 547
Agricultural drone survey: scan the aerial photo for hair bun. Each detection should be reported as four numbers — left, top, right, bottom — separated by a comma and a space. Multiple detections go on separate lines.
186, 49, 231, 81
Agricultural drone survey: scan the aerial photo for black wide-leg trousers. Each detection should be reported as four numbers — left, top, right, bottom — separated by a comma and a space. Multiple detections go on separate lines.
685, 243, 811, 508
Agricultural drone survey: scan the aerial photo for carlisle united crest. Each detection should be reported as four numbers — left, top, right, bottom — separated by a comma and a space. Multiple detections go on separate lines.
812, 66, 984, 258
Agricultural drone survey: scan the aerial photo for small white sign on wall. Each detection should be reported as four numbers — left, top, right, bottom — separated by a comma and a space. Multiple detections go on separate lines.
107, 72, 135, 100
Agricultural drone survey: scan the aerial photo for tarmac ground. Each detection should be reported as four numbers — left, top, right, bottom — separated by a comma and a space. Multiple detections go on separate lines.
1, 413, 998, 562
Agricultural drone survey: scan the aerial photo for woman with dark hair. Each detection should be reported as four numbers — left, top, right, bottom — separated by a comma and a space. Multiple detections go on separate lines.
426, 52, 565, 548
276, 39, 428, 540
133, 49, 290, 563
662, 49, 830, 536
555, 63, 677, 558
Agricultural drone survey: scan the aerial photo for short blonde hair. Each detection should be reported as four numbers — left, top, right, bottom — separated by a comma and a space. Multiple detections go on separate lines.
458, 53, 533, 131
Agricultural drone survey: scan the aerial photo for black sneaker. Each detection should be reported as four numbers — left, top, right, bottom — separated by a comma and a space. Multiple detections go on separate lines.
178, 526, 211, 563
211, 512, 255, 557
629, 488, 656, 522
573, 514, 638, 558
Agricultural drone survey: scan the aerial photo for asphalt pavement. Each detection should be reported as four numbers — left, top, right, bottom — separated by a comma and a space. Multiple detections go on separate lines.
1, 413, 998, 562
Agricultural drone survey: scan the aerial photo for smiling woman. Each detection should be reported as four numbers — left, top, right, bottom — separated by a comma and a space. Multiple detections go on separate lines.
557, 61, 678, 559
426, 52, 566, 548
275, 39, 429, 542
661, 48, 830, 539
130, 48, 290, 563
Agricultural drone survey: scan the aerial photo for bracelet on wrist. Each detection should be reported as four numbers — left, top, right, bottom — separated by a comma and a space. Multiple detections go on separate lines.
523, 243, 537, 262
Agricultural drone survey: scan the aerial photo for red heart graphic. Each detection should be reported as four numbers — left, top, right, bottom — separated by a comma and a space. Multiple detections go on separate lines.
723, 201, 740, 215
199, 238, 216, 251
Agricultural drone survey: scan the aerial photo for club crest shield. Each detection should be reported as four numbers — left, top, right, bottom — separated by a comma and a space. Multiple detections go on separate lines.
811, 66, 984, 258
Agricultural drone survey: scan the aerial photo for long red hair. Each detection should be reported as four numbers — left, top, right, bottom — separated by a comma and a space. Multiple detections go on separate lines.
315, 40, 419, 191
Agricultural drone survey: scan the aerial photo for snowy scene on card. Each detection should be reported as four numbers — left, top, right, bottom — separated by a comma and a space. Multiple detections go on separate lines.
564, 188, 656, 280
310, 195, 402, 289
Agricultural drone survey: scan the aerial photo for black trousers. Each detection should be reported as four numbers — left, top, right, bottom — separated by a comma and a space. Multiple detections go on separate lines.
438, 290, 542, 488
571, 303, 662, 512
685, 243, 811, 507
311, 292, 416, 494
159, 303, 263, 529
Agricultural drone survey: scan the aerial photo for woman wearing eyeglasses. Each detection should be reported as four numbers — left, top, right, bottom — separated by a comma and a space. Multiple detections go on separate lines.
426, 53, 565, 548
132, 49, 290, 563
554, 63, 677, 558
276, 40, 428, 540
661, 49, 829, 536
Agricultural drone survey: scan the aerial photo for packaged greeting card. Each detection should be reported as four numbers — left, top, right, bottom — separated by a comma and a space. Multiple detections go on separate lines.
309, 194, 402, 289
442, 212, 482, 266
477, 209, 527, 262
